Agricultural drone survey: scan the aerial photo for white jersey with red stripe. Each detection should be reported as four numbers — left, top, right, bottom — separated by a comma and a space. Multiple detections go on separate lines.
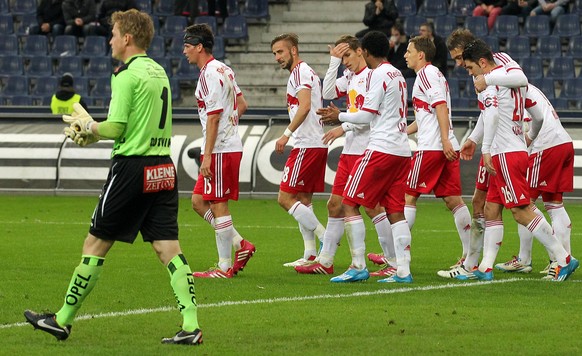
332, 66, 371, 155
411, 64, 460, 151
360, 62, 410, 157
286, 61, 326, 148
195, 58, 243, 154
480, 66, 528, 156
524, 84, 572, 153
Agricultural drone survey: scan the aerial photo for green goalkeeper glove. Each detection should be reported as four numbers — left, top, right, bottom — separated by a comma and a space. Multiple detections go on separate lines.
62, 103, 95, 135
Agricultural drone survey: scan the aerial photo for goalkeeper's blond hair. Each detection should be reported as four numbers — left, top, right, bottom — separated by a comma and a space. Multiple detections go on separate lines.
110, 9, 154, 51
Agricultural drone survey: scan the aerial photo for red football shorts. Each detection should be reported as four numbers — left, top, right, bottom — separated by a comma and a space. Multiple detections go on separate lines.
279, 147, 328, 194
406, 150, 462, 198
487, 151, 530, 208
193, 152, 242, 202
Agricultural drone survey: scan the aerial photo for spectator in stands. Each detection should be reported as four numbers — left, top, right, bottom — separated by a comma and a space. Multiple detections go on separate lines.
356, 0, 398, 39
208, 0, 228, 22
530, 0, 570, 27
175, 0, 199, 22
501, 0, 537, 18
51, 73, 88, 115
472, 0, 507, 30
88, 0, 138, 36
62, 0, 97, 37
30, 0, 66, 37
418, 22, 448, 78
387, 23, 415, 78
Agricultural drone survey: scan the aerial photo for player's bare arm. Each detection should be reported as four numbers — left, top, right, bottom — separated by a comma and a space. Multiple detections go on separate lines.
318, 102, 341, 125
237, 94, 248, 118
482, 153, 496, 175
322, 125, 345, 145
276, 88, 311, 154
407, 120, 418, 135
202, 113, 220, 177
435, 103, 457, 161
460, 139, 477, 160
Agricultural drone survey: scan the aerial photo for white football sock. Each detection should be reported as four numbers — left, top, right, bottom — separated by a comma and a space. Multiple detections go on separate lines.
404, 205, 416, 230
479, 220, 503, 272
392, 220, 412, 277
452, 204, 471, 258
372, 213, 395, 261
214, 215, 234, 271
545, 203, 571, 254
345, 215, 366, 270
289, 201, 325, 241
205, 209, 244, 250
464, 216, 484, 270
528, 215, 568, 266
319, 217, 344, 267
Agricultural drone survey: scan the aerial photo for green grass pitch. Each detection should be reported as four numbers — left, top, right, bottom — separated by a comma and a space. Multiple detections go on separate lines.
1, 196, 581, 355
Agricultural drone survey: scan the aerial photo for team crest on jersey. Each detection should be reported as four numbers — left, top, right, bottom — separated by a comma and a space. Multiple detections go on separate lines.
484, 96, 498, 108
217, 67, 225, 74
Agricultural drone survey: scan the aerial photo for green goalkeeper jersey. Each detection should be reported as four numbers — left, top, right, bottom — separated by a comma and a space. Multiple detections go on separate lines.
107, 54, 172, 157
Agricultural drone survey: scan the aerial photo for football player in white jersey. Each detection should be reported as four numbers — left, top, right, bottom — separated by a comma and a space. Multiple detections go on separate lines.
403, 36, 473, 272
271, 33, 328, 267
295, 35, 396, 278
462, 39, 578, 281
184, 24, 256, 278
320, 31, 413, 283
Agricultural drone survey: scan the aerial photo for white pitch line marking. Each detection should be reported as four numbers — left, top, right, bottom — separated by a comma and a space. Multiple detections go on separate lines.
0, 277, 549, 330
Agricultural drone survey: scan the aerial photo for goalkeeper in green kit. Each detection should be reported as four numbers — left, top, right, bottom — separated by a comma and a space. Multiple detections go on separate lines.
24, 9, 202, 346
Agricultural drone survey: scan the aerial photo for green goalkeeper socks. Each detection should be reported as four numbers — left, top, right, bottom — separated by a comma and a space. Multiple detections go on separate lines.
167, 254, 200, 332
56, 255, 104, 326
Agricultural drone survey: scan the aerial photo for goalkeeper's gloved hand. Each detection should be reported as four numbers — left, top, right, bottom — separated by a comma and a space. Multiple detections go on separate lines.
62, 102, 95, 135
63, 126, 100, 147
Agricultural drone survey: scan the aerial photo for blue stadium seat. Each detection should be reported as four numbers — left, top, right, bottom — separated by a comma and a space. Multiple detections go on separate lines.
451, 65, 469, 79
0, 54, 23, 75
194, 15, 218, 34
90, 76, 112, 101
174, 57, 200, 82
1, 75, 29, 96
30, 75, 58, 96
15, 14, 37, 36
0, 34, 18, 55
7, 95, 33, 105
447, 77, 460, 99
11, 0, 37, 16
21, 35, 49, 58
403, 15, 427, 37
574, 0, 582, 15
395, 0, 417, 17
553, 14, 581, 38
505, 36, 531, 59
465, 16, 488, 37
26, 56, 53, 77
433, 15, 457, 36
530, 78, 555, 99
151, 15, 160, 34
0, 14, 14, 34
55, 56, 84, 77
73, 76, 90, 96
558, 77, 582, 99
0, 0, 8, 14
222, 15, 249, 44
546, 56, 575, 80
213, 35, 225, 60
170, 77, 181, 102
136, 0, 152, 13
152, 57, 172, 77
533, 35, 562, 59
418, 0, 448, 17
160, 15, 189, 39
451, 97, 476, 108
147, 35, 166, 58
85, 57, 112, 78
550, 97, 568, 110
567, 36, 582, 60
243, 0, 270, 22
167, 35, 185, 59
519, 57, 543, 80
524, 15, 551, 37
227, 0, 240, 15
154, 0, 174, 16
50, 35, 78, 58
79, 36, 108, 59
405, 77, 415, 103
490, 15, 519, 39
482, 35, 500, 53
463, 78, 476, 98
449, 0, 475, 16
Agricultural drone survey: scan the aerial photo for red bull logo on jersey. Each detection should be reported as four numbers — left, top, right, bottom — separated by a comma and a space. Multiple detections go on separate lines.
412, 97, 431, 113
144, 163, 176, 193
287, 94, 299, 108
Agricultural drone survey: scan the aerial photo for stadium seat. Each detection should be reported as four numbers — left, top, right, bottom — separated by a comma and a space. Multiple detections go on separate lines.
405, 77, 415, 103
0, 54, 23, 75
394, 0, 417, 17
1, 75, 29, 96
15, 14, 37, 36
523, 15, 551, 37
490, 15, 519, 39
147, 35, 165, 58
174, 57, 200, 82
152, 57, 172, 77
433, 15, 458, 36
79, 36, 108, 59
519, 57, 543, 80
447, 77, 460, 99
451, 65, 469, 79
213, 35, 225, 60
222, 15, 249, 44
160, 15, 189, 39
505, 36, 531, 59
73, 76, 90, 96
11, 0, 37, 15
55, 56, 84, 77
567, 36, 582, 60
403, 15, 427, 37
50, 35, 78, 58
85, 57, 113, 78
449, 0, 475, 16
0, 13, 13, 34
7, 95, 33, 105
30, 75, 58, 96
552, 14, 581, 38
167, 35, 185, 59
154, 0, 175, 16
90, 76, 112, 101
574, 0, 582, 15
243, 0, 270, 22
463, 78, 476, 98
558, 77, 582, 99
226, 0, 240, 16
170, 77, 181, 102
546, 56, 575, 80
0, 34, 18, 55
418, 0, 448, 17
465, 16, 488, 37
533, 35, 562, 59
482, 35, 500, 53
21, 35, 49, 58
194, 15, 218, 34
151, 15, 160, 34
530, 78, 555, 99
26, 56, 53, 77
136, 0, 152, 13
550, 97, 569, 110
0, 0, 8, 14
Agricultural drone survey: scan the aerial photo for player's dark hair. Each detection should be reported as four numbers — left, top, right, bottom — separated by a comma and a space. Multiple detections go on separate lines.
360, 31, 389, 58
184, 23, 215, 53
462, 39, 494, 64
392, 22, 405, 36
446, 28, 476, 51
409, 35, 436, 62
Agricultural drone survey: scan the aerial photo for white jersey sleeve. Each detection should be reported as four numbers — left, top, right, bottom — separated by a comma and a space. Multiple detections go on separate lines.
487, 52, 528, 88
322, 56, 344, 100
